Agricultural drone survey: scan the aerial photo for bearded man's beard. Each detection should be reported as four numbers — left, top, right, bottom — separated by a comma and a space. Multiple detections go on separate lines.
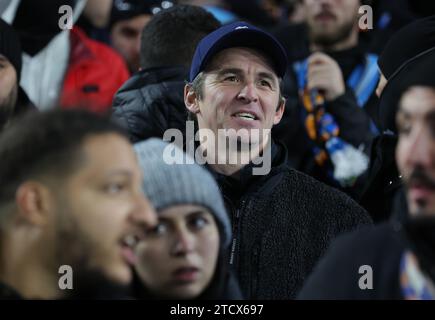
53, 208, 131, 300
309, 17, 357, 50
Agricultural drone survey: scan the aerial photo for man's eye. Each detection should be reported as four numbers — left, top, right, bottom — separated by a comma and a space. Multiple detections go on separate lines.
121, 28, 137, 38
104, 182, 127, 194
259, 79, 272, 88
430, 119, 435, 138
397, 122, 411, 135
148, 223, 167, 236
224, 75, 239, 82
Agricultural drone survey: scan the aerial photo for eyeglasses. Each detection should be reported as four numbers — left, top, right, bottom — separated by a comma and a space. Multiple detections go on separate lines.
151, 1, 174, 15
113, 0, 174, 15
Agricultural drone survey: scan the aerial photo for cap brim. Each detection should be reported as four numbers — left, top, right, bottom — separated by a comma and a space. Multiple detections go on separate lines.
197, 28, 287, 80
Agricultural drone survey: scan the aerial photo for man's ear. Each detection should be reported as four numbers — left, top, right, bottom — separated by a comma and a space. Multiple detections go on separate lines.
273, 97, 286, 125
15, 181, 54, 226
184, 84, 200, 114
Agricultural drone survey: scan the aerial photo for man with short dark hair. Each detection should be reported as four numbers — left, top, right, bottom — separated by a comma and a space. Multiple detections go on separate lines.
0, 109, 157, 299
112, 4, 220, 143
183, 21, 371, 299
110, 0, 175, 73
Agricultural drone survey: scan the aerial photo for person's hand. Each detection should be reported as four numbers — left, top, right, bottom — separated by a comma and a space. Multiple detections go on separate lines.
307, 52, 346, 101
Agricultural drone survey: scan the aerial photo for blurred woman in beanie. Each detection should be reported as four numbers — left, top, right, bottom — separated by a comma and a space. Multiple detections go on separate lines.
133, 138, 243, 300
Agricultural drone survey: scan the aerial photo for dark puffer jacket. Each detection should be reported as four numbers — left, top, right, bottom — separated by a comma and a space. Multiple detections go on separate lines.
111, 66, 188, 143
211, 142, 372, 299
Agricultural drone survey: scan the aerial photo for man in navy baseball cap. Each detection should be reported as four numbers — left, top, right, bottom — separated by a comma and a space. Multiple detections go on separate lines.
183, 21, 371, 300
185, 20, 288, 158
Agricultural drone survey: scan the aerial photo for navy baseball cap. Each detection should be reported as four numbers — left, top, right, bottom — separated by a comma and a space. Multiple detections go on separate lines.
110, 0, 174, 27
189, 21, 288, 82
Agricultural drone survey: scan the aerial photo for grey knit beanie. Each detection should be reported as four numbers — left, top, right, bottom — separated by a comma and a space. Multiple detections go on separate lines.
134, 138, 231, 247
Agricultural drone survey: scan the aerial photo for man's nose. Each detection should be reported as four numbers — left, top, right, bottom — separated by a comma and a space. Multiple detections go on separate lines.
406, 127, 434, 169
319, 0, 333, 6
237, 82, 259, 103
130, 193, 158, 230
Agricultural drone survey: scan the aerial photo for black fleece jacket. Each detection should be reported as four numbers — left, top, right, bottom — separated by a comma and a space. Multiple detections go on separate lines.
210, 142, 372, 299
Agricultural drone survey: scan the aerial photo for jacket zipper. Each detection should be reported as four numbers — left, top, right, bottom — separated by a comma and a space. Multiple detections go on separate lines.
229, 199, 245, 266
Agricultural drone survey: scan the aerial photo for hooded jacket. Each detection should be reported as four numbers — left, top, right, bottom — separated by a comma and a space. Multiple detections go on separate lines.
60, 26, 129, 113
111, 66, 189, 143
361, 45, 435, 222
210, 141, 372, 299
359, 133, 403, 222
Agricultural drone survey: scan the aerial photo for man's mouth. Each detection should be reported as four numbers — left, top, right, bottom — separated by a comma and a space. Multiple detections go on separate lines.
407, 176, 435, 209
408, 172, 435, 190
232, 112, 258, 121
315, 11, 336, 22
409, 182, 435, 196
119, 234, 140, 266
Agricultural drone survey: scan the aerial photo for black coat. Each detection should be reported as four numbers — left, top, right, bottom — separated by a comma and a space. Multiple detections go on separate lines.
111, 66, 188, 143
212, 142, 372, 299
359, 133, 404, 222
297, 222, 406, 299
0, 282, 22, 300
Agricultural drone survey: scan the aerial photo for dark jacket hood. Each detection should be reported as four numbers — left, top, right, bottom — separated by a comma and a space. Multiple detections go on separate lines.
116, 66, 188, 94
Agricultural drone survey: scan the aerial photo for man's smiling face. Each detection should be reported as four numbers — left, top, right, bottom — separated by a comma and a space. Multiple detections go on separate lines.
186, 47, 284, 146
